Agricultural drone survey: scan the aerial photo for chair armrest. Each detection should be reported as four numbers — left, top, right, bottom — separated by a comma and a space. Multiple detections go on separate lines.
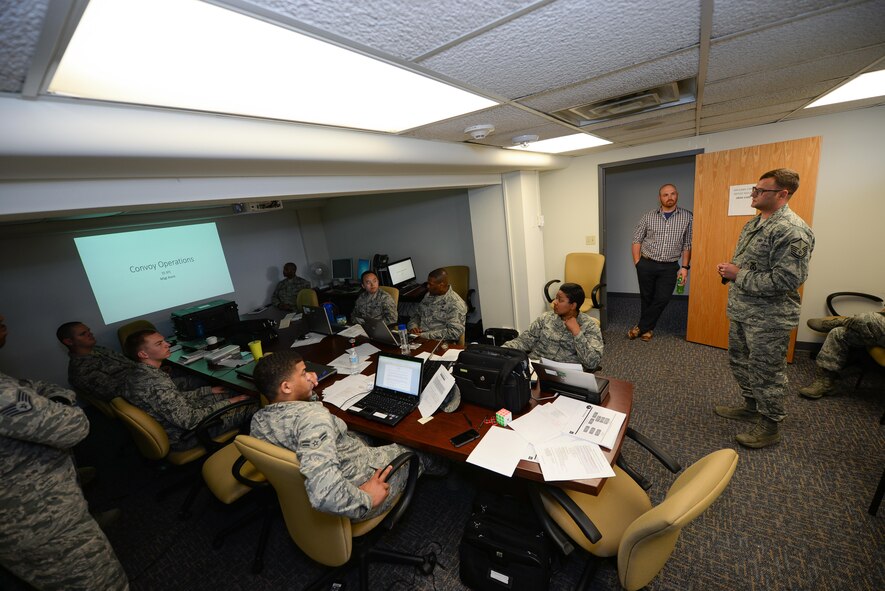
625, 427, 681, 473
543, 486, 602, 544
590, 283, 606, 309
380, 451, 419, 531
544, 280, 561, 303
231, 454, 268, 489
616, 455, 652, 491
192, 398, 259, 453
826, 292, 883, 316
527, 484, 576, 555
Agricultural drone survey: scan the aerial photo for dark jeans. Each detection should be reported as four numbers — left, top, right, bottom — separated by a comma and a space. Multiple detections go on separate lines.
635, 257, 679, 333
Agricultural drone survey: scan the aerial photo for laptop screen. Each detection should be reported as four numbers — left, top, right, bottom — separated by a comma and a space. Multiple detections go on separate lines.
375, 354, 422, 396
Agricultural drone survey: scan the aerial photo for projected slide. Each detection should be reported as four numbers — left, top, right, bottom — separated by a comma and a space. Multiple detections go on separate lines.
75, 223, 235, 324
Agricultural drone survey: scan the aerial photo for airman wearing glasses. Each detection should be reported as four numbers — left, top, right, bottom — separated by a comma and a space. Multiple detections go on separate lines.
714, 168, 814, 449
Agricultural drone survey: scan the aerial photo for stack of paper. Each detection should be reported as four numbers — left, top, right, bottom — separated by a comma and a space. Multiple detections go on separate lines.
321, 374, 373, 409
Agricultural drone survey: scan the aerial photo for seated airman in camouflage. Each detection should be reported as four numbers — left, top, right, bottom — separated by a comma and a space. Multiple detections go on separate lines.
799, 309, 885, 399
351, 270, 398, 325
57, 321, 135, 403
272, 262, 312, 311
123, 330, 254, 451
407, 268, 467, 342
0, 314, 129, 591
502, 282, 604, 371
249, 350, 444, 522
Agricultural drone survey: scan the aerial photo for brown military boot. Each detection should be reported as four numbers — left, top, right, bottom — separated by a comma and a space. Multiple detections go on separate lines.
736, 416, 781, 448
798, 368, 838, 399
714, 397, 759, 423
807, 316, 846, 333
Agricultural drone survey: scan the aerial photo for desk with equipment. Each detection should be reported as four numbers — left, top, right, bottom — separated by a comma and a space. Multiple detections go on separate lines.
167, 306, 633, 496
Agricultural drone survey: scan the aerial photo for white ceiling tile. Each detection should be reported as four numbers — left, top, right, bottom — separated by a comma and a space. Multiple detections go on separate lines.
702, 80, 835, 117
601, 121, 696, 143
400, 104, 554, 142
519, 51, 698, 113
700, 114, 786, 134
707, 2, 885, 82
0, 0, 49, 92
580, 103, 696, 132
248, 0, 538, 60
701, 101, 807, 126
711, 0, 851, 39
419, 0, 700, 98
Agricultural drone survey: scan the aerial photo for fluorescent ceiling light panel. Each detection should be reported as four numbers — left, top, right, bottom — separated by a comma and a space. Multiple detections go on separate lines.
805, 70, 885, 108
48, 0, 497, 133
506, 133, 611, 154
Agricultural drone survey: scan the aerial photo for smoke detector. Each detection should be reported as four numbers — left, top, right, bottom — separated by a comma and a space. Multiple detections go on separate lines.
512, 134, 539, 147
464, 124, 495, 140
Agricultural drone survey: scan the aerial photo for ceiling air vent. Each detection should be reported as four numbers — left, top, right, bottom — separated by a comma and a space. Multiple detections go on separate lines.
553, 78, 696, 126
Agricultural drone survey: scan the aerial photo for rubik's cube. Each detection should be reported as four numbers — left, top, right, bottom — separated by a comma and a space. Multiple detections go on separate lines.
495, 408, 512, 427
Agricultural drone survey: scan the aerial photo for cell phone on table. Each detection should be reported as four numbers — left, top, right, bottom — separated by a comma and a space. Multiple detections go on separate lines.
450, 428, 480, 448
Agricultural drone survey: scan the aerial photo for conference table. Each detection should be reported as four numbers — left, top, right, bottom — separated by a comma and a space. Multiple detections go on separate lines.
169, 316, 634, 496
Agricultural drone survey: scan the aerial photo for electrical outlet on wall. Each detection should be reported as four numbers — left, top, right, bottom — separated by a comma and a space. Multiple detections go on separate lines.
585, 235, 597, 246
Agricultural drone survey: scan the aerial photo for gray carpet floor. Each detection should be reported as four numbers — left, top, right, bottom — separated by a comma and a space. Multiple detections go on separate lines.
5, 295, 882, 590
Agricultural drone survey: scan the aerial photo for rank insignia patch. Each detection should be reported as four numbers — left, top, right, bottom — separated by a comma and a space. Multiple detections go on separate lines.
789, 239, 809, 259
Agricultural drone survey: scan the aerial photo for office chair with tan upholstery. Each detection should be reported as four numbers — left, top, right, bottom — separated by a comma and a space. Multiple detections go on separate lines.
379, 285, 400, 308
111, 397, 255, 518
544, 253, 606, 314
533, 448, 738, 591
442, 265, 475, 315
297, 288, 319, 310
117, 319, 156, 348
202, 443, 272, 573
234, 435, 433, 591
819, 291, 885, 391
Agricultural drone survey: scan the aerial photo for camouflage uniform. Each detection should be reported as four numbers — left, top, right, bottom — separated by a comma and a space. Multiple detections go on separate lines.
250, 400, 414, 521
68, 345, 135, 402
727, 204, 814, 421
407, 287, 467, 342
0, 372, 128, 590
271, 276, 312, 308
816, 311, 885, 372
352, 289, 398, 325
123, 363, 251, 450
502, 311, 604, 371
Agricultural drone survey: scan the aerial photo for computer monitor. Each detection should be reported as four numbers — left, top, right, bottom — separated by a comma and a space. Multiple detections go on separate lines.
356, 258, 371, 279
387, 257, 416, 287
331, 258, 353, 282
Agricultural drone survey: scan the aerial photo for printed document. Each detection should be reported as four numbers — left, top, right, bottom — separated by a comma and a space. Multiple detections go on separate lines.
418, 365, 456, 418
534, 436, 615, 481
466, 426, 529, 477
551, 396, 625, 450
321, 374, 373, 409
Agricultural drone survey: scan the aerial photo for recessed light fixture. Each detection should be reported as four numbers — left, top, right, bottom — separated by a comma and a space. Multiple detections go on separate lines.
47, 0, 498, 133
805, 69, 885, 109
506, 133, 611, 153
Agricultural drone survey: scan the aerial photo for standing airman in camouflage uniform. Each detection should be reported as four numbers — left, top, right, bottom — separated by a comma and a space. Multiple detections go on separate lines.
272, 262, 312, 311
715, 168, 814, 448
123, 330, 254, 450
799, 309, 885, 398
250, 351, 443, 521
352, 270, 398, 325
503, 282, 604, 371
408, 268, 467, 342
57, 321, 135, 402
0, 314, 128, 590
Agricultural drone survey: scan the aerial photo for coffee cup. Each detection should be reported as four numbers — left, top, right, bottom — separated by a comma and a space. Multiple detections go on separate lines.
248, 339, 263, 360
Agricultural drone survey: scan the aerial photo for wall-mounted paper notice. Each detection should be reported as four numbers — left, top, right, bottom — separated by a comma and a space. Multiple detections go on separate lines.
729, 184, 757, 216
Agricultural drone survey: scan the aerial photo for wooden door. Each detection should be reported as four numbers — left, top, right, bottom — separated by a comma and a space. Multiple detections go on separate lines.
686, 137, 820, 361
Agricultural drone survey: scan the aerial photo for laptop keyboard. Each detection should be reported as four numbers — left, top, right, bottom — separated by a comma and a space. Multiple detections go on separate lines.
358, 391, 417, 416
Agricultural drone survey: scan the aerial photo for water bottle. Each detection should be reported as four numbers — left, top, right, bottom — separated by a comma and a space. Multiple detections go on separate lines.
397, 324, 410, 355
348, 338, 359, 374
676, 275, 685, 295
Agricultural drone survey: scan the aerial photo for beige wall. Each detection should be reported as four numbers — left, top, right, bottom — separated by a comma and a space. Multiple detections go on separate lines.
539, 106, 885, 343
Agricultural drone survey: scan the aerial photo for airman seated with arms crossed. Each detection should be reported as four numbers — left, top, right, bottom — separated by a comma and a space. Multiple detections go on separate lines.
57, 321, 135, 403
407, 268, 467, 342
249, 350, 446, 521
502, 282, 604, 371
122, 329, 254, 451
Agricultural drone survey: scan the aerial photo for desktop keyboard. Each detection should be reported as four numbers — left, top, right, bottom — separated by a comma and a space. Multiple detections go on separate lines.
398, 282, 422, 295
358, 391, 416, 415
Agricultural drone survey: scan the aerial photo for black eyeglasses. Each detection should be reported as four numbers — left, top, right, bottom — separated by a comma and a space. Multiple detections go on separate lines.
751, 187, 784, 196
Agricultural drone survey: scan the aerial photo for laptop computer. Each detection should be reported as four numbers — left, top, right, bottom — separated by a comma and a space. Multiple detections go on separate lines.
359, 317, 401, 347
235, 359, 337, 383
533, 362, 610, 404
302, 304, 345, 335
347, 352, 424, 426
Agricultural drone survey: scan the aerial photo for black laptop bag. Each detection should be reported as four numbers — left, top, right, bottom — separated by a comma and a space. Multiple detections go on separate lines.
453, 344, 531, 413
459, 491, 552, 591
